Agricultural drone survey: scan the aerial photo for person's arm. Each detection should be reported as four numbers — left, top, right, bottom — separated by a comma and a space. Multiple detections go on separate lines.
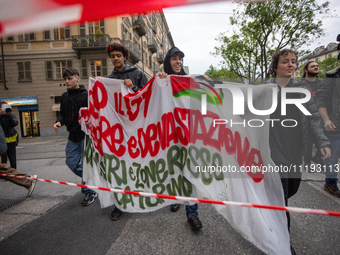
7, 113, 18, 127
305, 95, 331, 158
318, 107, 336, 132
0, 125, 7, 156
54, 94, 65, 132
157, 72, 168, 79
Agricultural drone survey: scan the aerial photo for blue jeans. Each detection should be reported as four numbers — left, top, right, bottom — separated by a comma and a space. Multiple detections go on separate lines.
65, 139, 95, 195
323, 133, 340, 186
186, 204, 198, 215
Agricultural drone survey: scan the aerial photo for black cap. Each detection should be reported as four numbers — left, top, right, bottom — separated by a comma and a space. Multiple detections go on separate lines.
168, 47, 185, 58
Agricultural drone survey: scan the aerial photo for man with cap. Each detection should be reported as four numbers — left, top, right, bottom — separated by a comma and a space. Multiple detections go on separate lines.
158, 47, 207, 231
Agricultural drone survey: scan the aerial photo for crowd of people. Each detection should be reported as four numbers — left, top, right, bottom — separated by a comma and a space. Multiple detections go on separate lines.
1, 41, 339, 254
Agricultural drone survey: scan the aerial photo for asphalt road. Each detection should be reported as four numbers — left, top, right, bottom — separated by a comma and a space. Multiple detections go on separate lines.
0, 136, 339, 255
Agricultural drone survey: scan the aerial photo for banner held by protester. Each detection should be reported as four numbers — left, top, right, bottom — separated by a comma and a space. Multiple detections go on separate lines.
79, 75, 290, 254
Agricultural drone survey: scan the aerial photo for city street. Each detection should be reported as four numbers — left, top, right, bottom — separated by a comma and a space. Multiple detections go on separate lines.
0, 136, 339, 255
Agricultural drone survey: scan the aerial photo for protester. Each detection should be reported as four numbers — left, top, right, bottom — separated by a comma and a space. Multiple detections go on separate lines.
0, 101, 19, 169
107, 43, 148, 221
266, 49, 331, 253
301, 61, 324, 167
0, 125, 37, 196
158, 46, 208, 231
315, 61, 340, 197
54, 68, 97, 206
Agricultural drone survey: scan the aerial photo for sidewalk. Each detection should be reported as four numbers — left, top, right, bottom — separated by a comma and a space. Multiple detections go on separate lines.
0, 135, 80, 241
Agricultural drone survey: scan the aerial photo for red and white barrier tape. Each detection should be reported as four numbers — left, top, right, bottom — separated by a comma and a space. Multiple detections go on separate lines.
2, 173, 340, 217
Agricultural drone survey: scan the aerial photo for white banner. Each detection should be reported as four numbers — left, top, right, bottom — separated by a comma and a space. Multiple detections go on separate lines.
79, 75, 290, 254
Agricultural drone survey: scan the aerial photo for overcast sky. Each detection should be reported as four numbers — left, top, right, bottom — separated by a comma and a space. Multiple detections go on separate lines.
163, 0, 340, 75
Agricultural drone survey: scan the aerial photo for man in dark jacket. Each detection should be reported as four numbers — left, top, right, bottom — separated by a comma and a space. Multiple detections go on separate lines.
107, 43, 148, 220
315, 64, 340, 197
0, 101, 19, 169
301, 61, 324, 167
54, 68, 97, 206
107, 43, 148, 93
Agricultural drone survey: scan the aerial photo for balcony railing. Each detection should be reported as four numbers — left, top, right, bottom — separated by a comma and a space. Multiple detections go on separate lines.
148, 36, 157, 53
132, 16, 147, 36
123, 40, 141, 64
72, 35, 110, 50
157, 52, 164, 64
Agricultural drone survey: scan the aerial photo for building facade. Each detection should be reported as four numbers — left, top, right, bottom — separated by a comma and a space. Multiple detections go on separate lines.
0, 12, 175, 138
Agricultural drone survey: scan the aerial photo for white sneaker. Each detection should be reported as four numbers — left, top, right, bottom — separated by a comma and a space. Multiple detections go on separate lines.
27, 175, 37, 197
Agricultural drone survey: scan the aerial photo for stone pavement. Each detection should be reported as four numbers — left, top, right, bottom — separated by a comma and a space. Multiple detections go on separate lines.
0, 136, 340, 254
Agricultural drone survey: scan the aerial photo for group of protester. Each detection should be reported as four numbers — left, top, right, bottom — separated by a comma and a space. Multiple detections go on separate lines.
2, 40, 340, 253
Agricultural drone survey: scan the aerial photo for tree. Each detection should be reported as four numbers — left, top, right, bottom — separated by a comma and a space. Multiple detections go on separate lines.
204, 65, 242, 82
317, 56, 339, 78
213, 0, 330, 84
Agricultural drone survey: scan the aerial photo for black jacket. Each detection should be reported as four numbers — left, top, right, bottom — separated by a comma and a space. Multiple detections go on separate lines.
108, 64, 148, 92
0, 113, 18, 139
56, 85, 88, 142
0, 125, 7, 156
266, 79, 330, 150
315, 65, 340, 133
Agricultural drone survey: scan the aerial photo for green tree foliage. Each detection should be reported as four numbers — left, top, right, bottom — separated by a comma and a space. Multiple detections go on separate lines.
213, 0, 329, 84
204, 65, 242, 82
317, 56, 339, 78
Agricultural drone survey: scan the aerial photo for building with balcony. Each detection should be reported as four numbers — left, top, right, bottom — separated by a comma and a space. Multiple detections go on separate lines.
294, 42, 339, 78
0, 12, 175, 138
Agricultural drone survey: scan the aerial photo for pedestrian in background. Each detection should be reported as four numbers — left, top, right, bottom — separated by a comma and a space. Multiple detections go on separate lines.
315, 47, 340, 197
0, 124, 37, 196
54, 68, 97, 206
301, 61, 324, 167
0, 101, 19, 169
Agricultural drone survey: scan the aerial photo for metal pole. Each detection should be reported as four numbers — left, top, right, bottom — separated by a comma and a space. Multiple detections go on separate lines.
1, 37, 8, 90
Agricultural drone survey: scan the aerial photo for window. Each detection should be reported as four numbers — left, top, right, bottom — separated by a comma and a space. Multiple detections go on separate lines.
7, 33, 35, 42
122, 18, 132, 41
143, 52, 148, 66
133, 32, 140, 49
149, 55, 153, 69
43, 27, 70, 40
80, 21, 105, 35
329, 45, 334, 50
81, 59, 107, 78
17, 62, 32, 82
45, 60, 72, 80
316, 49, 320, 55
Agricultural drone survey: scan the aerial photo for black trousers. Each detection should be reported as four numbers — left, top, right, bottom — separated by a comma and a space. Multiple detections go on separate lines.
1, 141, 17, 169
279, 166, 302, 232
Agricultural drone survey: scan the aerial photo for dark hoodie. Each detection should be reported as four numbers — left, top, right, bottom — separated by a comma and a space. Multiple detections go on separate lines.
163, 47, 187, 75
108, 64, 148, 92
56, 85, 88, 143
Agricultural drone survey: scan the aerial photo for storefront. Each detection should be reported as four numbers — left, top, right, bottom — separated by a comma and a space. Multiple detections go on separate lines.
19, 105, 40, 137
0, 96, 40, 137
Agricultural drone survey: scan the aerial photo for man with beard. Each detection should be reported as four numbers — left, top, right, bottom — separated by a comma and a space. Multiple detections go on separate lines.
301, 61, 324, 167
